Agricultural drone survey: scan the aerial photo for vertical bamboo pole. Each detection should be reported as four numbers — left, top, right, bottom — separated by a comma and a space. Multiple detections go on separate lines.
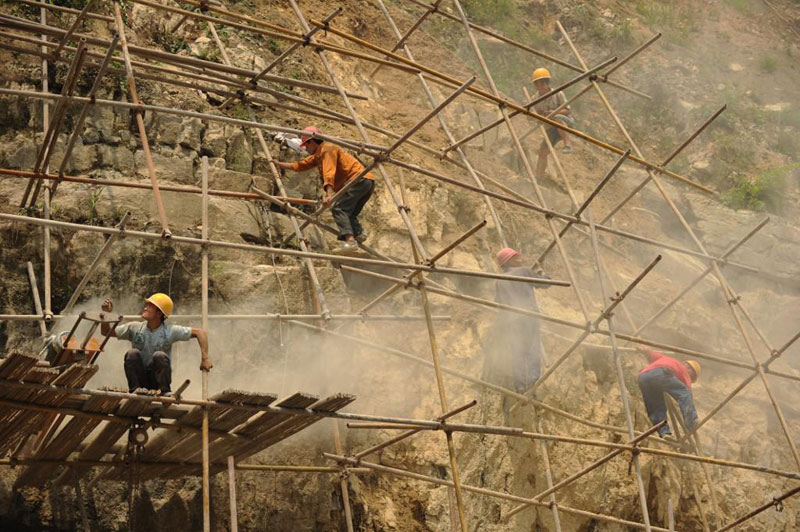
331, 420, 355, 532
201, 156, 211, 532
41, 5, 51, 321
532, 407, 562, 531
26, 261, 47, 337
227, 456, 238, 532
397, 155, 469, 532
666, 402, 711, 531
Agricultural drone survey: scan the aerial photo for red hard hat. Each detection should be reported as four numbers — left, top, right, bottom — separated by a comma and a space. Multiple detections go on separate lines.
300, 126, 322, 146
496, 247, 520, 267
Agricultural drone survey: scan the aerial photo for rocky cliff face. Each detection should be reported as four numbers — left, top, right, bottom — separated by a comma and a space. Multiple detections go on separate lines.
1, 0, 799, 531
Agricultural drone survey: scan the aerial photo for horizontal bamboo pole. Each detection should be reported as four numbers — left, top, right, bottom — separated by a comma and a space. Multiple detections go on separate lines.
0, 212, 566, 286
0, 168, 316, 205
714, 484, 800, 532
0, 314, 451, 322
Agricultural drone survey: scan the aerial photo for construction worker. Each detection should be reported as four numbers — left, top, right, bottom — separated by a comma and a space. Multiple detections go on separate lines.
531, 67, 573, 180
274, 126, 375, 252
636, 346, 700, 438
487, 248, 550, 394
99, 294, 212, 395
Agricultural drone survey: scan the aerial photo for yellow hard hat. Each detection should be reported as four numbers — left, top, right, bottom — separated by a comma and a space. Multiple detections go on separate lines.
686, 360, 701, 381
145, 293, 174, 318
532, 67, 551, 82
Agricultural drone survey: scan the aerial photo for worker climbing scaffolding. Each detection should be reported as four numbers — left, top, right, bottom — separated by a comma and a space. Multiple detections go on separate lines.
274, 126, 376, 253
636, 346, 701, 438
100, 294, 212, 395
485, 248, 551, 397
531, 67, 574, 180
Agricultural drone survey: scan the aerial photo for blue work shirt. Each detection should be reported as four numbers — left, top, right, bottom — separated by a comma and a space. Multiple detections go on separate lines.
115, 321, 193, 367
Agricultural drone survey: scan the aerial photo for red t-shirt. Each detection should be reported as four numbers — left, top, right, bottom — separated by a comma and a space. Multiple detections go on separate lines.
640, 350, 693, 389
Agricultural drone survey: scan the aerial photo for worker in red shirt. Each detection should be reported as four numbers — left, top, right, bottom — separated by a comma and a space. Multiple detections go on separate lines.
636, 346, 701, 438
274, 126, 375, 252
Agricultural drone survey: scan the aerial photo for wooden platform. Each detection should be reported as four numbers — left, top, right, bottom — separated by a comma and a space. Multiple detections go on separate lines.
0, 353, 355, 487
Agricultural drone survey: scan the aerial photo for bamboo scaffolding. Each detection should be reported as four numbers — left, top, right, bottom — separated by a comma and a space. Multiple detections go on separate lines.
325, 453, 670, 532
505, 421, 665, 519
228, 456, 238, 532
200, 156, 211, 532
0, 14, 372, 99
0, 212, 571, 286
0, 88, 765, 274
370, 0, 446, 77
557, 21, 800, 474
714, 484, 800, 532
304, 17, 710, 193
372, 0, 508, 247
400, 0, 649, 99
0, 314, 450, 323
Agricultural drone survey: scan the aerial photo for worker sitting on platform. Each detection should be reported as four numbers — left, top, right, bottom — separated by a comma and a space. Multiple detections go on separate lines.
100, 294, 211, 395
274, 126, 375, 253
487, 248, 551, 394
636, 346, 700, 438
531, 67, 573, 180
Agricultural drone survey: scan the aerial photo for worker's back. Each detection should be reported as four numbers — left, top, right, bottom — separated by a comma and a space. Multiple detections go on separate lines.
495, 266, 545, 312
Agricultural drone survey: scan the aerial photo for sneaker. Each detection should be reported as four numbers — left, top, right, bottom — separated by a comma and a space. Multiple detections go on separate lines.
562, 145, 573, 154
659, 430, 673, 439
355, 232, 368, 243
335, 241, 359, 254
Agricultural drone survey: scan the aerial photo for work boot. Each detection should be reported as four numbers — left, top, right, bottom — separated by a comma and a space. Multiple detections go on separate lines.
355, 232, 368, 243
335, 241, 359, 254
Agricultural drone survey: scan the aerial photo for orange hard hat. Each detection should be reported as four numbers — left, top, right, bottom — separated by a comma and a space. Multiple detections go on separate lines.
496, 247, 520, 267
300, 126, 322, 147
532, 67, 551, 82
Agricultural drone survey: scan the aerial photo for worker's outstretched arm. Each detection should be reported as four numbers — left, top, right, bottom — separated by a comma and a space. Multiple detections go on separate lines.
191, 328, 213, 371
99, 298, 117, 338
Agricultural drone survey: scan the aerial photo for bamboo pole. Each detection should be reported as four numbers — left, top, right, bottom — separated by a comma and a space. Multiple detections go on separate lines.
52, 0, 96, 58
714, 484, 800, 532
325, 454, 670, 532
370, 0, 446, 77
40, 4, 51, 321
26, 261, 47, 337
331, 419, 355, 532
227, 456, 238, 532
0, 313, 451, 323
62, 213, 131, 315
200, 156, 211, 532
112, 4, 171, 238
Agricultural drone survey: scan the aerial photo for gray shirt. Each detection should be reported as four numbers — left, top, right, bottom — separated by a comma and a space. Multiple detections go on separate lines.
115, 321, 193, 366
495, 266, 549, 312
533, 90, 569, 116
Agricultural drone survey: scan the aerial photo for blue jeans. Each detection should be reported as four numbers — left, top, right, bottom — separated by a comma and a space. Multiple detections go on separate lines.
637, 368, 697, 436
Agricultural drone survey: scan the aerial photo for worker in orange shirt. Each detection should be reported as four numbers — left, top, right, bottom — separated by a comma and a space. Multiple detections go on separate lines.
274, 126, 375, 252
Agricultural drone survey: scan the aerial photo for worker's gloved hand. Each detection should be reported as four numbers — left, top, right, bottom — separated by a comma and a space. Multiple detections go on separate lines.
101, 299, 113, 313
200, 358, 213, 372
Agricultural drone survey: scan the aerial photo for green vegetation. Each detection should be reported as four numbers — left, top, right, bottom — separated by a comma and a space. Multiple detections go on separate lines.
721, 164, 798, 212
634, 1, 698, 44
773, 131, 800, 157
759, 55, 777, 74
723, 0, 752, 14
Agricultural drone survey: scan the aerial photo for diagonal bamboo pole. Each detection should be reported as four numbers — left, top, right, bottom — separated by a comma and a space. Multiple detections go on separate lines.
62, 213, 131, 315
52, 0, 96, 59
713, 484, 800, 532
26, 261, 47, 337
112, 4, 171, 238
372, 0, 508, 247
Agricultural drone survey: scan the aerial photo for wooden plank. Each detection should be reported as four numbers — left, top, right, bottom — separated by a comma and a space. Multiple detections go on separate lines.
0, 367, 61, 456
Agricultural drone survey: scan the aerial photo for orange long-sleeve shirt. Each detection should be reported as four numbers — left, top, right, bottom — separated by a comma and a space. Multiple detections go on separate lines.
290, 142, 374, 192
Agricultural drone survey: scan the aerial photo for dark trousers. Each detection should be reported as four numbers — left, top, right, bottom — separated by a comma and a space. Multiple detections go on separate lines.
638, 368, 697, 436
332, 178, 374, 240
124, 349, 171, 393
